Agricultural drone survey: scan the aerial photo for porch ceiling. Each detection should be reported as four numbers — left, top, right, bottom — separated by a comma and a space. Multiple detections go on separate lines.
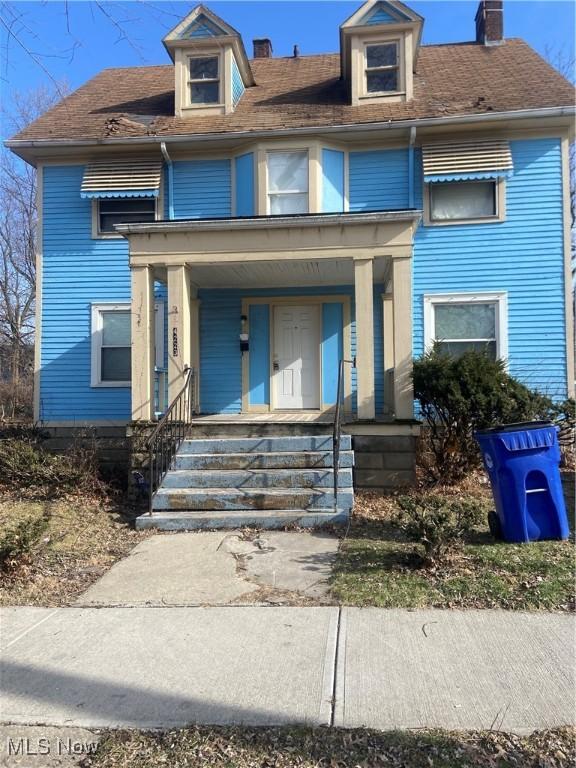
156, 256, 390, 289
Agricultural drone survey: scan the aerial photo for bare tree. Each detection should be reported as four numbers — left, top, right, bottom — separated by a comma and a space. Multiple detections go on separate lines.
0, 83, 68, 418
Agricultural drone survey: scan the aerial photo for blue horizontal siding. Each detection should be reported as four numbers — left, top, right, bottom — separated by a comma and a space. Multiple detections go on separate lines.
235, 153, 255, 217
40, 165, 169, 423
231, 54, 245, 107
322, 149, 345, 213
198, 286, 386, 415
180, 15, 224, 38
172, 159, 231, 219
413, 138, 567, 399
41, 165, 132, 421
349, 148, 409, 211
361, 3, 405, 24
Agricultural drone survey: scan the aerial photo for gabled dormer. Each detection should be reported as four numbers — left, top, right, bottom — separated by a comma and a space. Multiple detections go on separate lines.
163, 4, 254, 117
340, 0, 423, 105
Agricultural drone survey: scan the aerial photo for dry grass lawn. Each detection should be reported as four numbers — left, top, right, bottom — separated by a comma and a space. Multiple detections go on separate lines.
84, 725, 575, 768
0, 495, 149, 606
332, 478, 575, 611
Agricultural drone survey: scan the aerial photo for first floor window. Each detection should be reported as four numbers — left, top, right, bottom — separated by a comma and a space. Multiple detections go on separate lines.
97, 198, 156, 234
424, 293, 508, 361
365, 42, 399, 93
267, 150, 309, 215
91, 303, 164, 387
429, 181, 497, 222
189, 55, 220, 104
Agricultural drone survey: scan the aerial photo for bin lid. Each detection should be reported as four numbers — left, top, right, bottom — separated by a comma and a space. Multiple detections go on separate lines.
476, 420, 552, 436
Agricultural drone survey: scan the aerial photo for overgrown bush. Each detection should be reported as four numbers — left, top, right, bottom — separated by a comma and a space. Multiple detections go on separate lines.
395, 495, 485, 566
0, 436, 104, 497
0, 510, 50, 571
413, 348, 554, 483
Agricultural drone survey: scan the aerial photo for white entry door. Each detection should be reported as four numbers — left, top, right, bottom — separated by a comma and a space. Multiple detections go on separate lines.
273, 304, 321, 409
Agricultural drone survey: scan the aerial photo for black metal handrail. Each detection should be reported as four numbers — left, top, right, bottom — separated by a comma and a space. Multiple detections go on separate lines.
333, 358, 355, 511
147, 367, 196, 514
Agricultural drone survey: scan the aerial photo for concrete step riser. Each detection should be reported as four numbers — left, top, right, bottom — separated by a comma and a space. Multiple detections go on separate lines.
153, 489, 354, 513
179, 435, 351, 455
136, 510, 349, 530
174, 451, 354, 471
188, 423, 335, 439
162, 468, 353, 490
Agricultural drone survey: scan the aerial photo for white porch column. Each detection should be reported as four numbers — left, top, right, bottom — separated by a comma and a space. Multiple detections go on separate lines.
354, 256, 375, 420
131, 265, 155, 421
167, 265, 194, 405
392, 255, 414, 420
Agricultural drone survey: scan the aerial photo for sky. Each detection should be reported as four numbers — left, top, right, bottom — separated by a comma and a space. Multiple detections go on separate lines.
1, 0, 575, 138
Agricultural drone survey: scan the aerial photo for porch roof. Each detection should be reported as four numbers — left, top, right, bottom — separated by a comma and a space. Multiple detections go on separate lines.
115, 208, 421, 236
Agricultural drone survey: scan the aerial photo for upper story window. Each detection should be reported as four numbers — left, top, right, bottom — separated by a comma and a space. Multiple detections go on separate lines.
267, 151, 309, 215
96, 198, 156, 236
189, 55, 220, 104
365, 42, 399, 93
428, 181, 499, 223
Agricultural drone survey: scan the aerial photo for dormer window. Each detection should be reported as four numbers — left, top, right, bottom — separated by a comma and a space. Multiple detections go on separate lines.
189, 55, 220, 104
340, 1, 423, 105
163, 5, 254, 117
365, 42, 399, 93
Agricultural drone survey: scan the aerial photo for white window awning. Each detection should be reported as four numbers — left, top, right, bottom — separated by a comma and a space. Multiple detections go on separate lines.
422, 140, 513, 183
80, 160, 162, 199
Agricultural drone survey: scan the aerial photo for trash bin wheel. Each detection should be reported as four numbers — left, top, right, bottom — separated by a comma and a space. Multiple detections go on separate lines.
488, 511, 502, 540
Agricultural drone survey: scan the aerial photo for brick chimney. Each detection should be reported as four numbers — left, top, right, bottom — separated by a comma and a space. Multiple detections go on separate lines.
475, 0, 503, 45
253, 38, 273, 58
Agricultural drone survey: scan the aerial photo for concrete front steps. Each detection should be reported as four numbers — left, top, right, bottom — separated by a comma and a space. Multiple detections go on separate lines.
137, 434, 354, 530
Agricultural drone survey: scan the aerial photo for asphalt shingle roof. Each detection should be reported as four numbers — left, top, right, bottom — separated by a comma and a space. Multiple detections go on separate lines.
10, 39, 575, 142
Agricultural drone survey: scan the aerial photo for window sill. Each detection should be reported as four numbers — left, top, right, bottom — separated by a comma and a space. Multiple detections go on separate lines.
424, 216, 504, 227
357, 91, 408, 105
93, 232, 124, 240
91, 381, 131, 388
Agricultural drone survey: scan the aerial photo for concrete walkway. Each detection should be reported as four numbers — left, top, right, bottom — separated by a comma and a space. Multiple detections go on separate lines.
1, 606, 574, 734
76, 531, 339, 606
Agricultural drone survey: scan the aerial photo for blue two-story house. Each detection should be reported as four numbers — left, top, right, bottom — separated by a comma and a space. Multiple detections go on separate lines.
7, 0, 575, 529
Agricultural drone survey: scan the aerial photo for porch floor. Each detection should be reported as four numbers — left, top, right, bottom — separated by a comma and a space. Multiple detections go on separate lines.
191, 412, 337, 424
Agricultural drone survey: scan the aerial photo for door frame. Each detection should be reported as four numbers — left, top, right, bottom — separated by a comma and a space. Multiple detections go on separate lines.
271, 302, 322, 411
241, 295, 353, 414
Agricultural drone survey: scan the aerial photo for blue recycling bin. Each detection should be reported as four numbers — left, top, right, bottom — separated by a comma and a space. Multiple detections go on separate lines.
475, 421, 569, 543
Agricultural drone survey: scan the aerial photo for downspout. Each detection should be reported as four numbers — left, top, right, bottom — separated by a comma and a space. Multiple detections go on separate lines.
160, 141, 174, 220
408, 126, 416, 209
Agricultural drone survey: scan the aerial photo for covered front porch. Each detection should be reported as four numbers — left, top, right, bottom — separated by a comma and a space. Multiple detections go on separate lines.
117, 210, 420, 425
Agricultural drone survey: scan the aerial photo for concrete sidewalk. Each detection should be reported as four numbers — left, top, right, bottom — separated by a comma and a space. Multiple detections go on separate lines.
1, 606, 574, 734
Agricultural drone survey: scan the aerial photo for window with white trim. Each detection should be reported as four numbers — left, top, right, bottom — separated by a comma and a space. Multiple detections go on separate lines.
429, 181, 497, 222
424, 293, 508, 361
266, 150, 309, 215
188, 55, 220, 104
365, 42, 399, 94
91, 303, 164, 387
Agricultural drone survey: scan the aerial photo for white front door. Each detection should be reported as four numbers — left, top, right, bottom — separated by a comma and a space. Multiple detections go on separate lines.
273, 304, 321, 409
